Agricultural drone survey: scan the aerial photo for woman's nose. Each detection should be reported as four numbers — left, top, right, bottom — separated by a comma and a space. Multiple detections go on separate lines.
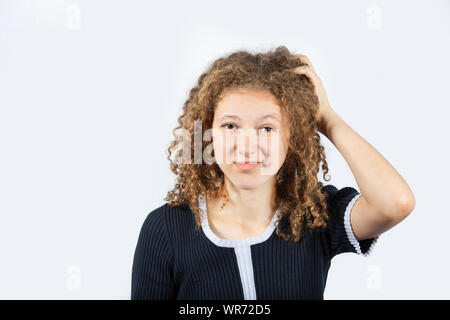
235, 129, 259, 161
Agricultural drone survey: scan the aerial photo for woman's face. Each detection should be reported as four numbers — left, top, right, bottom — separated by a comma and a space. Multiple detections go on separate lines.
211, 87, 290, 190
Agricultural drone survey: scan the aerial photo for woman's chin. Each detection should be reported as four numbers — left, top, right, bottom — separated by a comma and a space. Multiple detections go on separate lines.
229, 175, 273, 190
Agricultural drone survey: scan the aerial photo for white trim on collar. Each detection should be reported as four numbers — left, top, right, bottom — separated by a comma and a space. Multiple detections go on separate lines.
198, 194, 282, 248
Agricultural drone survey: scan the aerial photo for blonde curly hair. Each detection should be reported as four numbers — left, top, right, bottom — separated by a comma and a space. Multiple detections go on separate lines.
164, 45, 332, 243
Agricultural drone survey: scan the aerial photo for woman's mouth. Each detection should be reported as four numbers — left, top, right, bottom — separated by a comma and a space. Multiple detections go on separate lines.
234, 161, 260, 171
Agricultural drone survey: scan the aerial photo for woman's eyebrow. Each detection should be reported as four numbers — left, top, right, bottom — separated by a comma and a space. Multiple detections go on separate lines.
218, 113, 281, 122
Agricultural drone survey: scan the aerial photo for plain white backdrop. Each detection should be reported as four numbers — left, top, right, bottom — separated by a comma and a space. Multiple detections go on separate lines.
0, 0, 448, 299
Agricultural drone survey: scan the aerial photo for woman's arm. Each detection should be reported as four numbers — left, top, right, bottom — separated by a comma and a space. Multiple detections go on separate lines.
293, 54, 415, 240
322, 110, 415, 240
131, 207, 176, 299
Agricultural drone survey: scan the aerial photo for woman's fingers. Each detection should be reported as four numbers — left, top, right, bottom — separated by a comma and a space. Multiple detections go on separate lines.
294, 53, 314, 70
293, 65, 318, 83
292, 65, 320, 95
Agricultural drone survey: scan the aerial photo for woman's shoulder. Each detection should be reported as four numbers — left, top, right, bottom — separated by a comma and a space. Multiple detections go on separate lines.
320, 183, 339, 197
139, 201, 196, 233
320, 183, 360, 204
320, 184, 359, 201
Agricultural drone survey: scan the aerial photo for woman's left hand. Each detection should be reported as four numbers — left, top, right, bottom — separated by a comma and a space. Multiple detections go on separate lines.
292, 54, 337, 135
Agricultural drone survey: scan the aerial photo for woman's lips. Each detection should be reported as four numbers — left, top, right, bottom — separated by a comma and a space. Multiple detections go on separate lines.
234, 162, 260, 171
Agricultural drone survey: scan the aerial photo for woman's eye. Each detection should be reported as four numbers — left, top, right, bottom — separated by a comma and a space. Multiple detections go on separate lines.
221, 123, 275, 133
222, 123, 236, 130
261, 127, 274, 133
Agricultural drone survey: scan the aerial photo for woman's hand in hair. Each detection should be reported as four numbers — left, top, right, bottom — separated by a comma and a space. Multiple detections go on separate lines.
291, 54, 340, 137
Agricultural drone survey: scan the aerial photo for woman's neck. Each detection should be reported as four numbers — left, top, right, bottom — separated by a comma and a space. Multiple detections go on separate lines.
207, 177, 280, 228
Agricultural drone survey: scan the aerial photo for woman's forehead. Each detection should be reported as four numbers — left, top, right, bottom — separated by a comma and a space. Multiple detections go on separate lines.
216, 88, 283, 119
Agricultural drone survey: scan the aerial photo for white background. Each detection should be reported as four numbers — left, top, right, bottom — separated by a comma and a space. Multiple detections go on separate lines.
0, 0, 448, 299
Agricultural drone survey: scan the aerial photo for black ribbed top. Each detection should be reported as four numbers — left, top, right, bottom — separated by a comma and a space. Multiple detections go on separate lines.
131, 184, 378, 300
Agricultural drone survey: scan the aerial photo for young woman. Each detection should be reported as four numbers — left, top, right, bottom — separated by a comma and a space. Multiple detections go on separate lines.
131, 46, 415, 300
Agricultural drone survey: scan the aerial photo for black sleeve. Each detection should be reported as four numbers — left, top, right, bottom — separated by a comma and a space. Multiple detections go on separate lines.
131, 205, 176, 300
321, 184, 379, 260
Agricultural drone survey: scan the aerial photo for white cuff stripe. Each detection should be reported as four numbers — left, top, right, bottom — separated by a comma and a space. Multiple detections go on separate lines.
343, 193, 379, 257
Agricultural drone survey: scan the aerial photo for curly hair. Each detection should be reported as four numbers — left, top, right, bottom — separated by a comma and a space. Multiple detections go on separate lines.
164, 45, 332, 243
